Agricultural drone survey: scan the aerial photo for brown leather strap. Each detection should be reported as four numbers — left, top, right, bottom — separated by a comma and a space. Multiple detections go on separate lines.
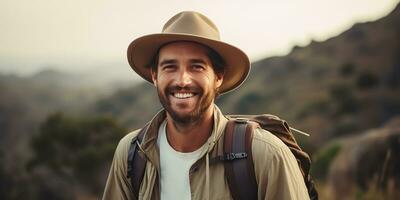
245, 122, 258, 195
127, 124, 148, 198
224, 120, 237, 199
224, 119, 258, 200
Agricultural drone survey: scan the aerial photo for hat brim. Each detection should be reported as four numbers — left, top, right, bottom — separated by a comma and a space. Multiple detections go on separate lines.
127, 33, 250, 94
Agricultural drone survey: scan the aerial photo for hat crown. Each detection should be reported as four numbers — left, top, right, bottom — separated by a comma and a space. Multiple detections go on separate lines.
162, 11, 220, 40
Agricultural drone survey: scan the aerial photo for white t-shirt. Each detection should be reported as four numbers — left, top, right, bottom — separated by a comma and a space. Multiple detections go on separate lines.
157, 120, 208, 200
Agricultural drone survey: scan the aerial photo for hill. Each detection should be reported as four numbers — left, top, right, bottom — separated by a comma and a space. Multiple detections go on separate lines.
1, 3, 399, 199
218, 2, 400, 148
93, 3, 400, 151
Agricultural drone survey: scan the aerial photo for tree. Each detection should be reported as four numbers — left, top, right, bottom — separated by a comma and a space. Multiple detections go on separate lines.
28, 112, 126, 198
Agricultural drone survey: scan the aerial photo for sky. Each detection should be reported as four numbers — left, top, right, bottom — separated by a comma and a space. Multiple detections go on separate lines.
0, 0, 399, 76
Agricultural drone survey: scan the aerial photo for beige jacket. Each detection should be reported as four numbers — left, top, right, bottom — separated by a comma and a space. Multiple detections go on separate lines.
102, 106, 309, 200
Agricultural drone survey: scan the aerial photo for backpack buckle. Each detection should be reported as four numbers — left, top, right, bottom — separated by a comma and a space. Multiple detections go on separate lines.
235, 118, 248, 124
224, 152, 248, 161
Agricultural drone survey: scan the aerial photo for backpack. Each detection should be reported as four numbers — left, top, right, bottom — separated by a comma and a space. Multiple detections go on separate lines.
127, 114, 318, 200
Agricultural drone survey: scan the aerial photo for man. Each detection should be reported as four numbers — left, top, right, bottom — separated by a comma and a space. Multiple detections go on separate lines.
103, 11, 309, 200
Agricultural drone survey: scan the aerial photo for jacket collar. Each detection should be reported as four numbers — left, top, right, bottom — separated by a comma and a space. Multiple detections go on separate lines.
139, 105, 228, 172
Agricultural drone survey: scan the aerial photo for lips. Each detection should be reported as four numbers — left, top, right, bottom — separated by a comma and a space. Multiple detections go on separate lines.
167, 85, 201, 100
173, 92, 195, 99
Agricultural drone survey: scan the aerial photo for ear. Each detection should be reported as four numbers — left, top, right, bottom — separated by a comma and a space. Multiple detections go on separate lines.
150, 67, 157, 87
215, 71, 224, 89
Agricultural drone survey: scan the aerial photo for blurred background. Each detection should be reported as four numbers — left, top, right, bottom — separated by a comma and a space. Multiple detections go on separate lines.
1, 0, 399, 199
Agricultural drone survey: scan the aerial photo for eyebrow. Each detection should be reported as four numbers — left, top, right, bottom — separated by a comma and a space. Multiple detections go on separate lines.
189, 59, 207, 64
159, 58, 208, 66
159, 59, 177, 66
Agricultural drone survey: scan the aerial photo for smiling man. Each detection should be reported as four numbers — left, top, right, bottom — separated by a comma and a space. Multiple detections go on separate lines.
152, 42, 223, 153
102, 11, 310, 200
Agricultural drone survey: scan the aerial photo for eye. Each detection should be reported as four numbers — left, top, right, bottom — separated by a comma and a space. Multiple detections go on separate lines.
192, 64, 205, 71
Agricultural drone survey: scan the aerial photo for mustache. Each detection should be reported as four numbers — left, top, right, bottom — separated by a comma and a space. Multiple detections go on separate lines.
166, 85, 202, 93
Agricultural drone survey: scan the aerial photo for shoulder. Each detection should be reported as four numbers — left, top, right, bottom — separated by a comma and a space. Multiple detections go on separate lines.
102, 129, 141, 199
251, 127, 288, 154
120, 129, 141, 147
251, 128, 310, 199
113, 129, 141, 161
251, 127, 298, 168
109, 129, 142, 175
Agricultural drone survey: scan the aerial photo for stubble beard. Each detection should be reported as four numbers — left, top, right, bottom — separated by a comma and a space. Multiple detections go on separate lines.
157, 85, 216, 126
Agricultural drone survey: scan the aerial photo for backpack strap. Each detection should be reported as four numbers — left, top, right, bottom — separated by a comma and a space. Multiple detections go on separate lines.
127, 124, 149, 198
224, 119, 258, 200
225, 115, 319, 200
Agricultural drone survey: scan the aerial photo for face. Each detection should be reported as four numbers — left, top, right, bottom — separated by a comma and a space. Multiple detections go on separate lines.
151, 42, 223, 124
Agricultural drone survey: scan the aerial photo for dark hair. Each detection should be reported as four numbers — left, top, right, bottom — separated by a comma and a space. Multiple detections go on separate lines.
149, 42, 225, 77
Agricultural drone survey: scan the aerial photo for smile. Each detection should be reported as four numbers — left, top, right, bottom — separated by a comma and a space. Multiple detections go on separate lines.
172, 92, 195, 99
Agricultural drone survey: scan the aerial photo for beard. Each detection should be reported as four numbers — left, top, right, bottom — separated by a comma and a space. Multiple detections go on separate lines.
156, 84, 216, 125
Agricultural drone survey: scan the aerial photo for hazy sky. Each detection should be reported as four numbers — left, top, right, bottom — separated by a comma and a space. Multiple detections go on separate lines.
1, 0, 399, 76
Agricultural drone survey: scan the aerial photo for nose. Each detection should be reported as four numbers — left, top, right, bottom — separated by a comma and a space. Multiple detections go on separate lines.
175, 68, 192, 87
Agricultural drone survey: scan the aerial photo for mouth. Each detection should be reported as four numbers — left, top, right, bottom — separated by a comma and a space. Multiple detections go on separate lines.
171, 92, 196, 99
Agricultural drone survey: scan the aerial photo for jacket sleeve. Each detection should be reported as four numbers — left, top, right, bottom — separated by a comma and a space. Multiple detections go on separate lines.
252, 129, 310, 200
102, 132, 137, 200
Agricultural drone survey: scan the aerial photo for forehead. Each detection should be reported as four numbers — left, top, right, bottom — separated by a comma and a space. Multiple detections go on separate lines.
158, 41, 211, 61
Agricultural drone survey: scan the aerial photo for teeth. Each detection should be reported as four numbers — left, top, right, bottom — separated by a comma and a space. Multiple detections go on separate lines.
174, 93, 194, 99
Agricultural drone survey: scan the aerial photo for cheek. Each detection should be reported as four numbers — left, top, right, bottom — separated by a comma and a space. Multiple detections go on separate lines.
203, 73, 220, 88
155, 73, 170, 87
196, 74, 213, 88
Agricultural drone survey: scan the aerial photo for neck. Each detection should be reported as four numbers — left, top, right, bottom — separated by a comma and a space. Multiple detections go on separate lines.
165, 105, 214, 152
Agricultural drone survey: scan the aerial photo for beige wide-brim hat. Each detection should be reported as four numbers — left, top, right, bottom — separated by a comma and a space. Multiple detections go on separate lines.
127, 11, 250, 94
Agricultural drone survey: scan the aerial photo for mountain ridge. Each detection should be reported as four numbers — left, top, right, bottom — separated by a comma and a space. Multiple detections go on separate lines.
91, 2, 400, 150
1, 3, 399, 199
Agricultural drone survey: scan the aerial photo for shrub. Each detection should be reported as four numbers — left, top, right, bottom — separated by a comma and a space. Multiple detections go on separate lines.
28, 112, 126, 194
339, 63, 356, 77
356, 71, 379, 89
296, 99, 329, 119
329, 84, 359, 114
311, 142, 341, 180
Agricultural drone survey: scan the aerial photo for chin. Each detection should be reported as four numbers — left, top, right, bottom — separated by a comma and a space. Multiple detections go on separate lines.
167, 106, 206, 125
